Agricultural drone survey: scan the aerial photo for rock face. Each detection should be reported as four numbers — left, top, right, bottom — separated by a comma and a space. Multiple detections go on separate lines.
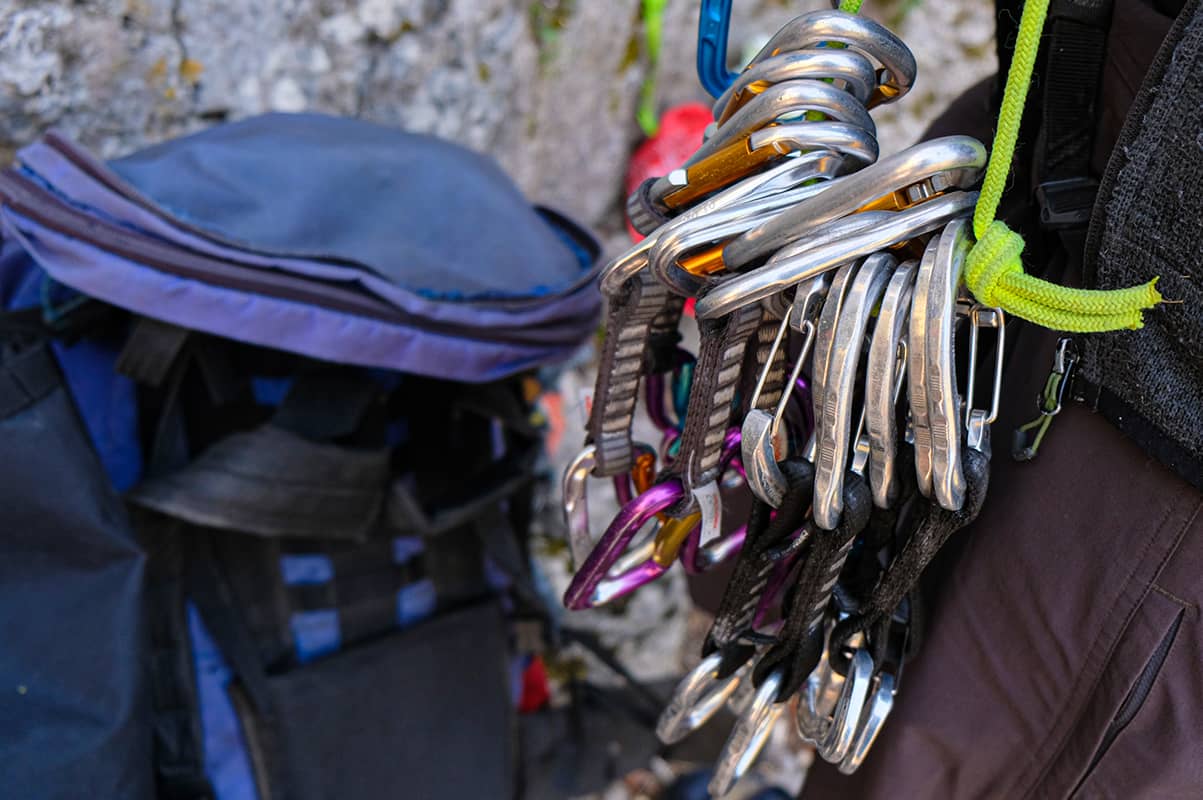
1, 0, 994, 228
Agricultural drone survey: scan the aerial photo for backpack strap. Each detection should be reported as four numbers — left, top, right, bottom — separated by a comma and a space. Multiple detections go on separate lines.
1033, 0, 1115, 240
0, 312, 59, 417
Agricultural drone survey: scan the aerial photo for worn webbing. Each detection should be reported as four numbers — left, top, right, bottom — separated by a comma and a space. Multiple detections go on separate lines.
705, 460, 815, 652
587, 271, 671, 476
748, 309, 790, 414
833, 446, 991, 661
643, 295, 686, 374
755, 473, 872, 698
666, 302, 763, 496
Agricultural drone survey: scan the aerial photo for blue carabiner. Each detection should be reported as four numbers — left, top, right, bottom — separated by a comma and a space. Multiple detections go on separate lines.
696, 0, 741, 98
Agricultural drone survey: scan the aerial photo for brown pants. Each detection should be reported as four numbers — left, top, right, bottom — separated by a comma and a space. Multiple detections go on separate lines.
802, 316, 1203, 798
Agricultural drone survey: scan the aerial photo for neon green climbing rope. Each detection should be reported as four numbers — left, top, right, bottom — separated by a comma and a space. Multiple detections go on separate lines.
637, 0, 669, 136
961, 0, 1161, 331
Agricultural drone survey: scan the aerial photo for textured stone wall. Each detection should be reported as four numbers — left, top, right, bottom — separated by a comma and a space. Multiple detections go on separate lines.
1, 0, 995, 229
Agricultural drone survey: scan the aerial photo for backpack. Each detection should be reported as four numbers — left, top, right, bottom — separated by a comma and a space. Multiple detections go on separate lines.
0, 113, 601, 800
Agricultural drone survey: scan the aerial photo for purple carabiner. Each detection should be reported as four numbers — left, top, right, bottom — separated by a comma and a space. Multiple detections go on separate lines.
563, 480, 686, 610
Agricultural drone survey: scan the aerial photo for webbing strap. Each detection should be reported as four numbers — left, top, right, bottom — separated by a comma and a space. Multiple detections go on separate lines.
643, 295, 686, 374
0, 337, 59, 419
588, 272, 671, 476
832, 446, 991, 664
667, 303, 763, 495
748, 310, 789, 414
705, 460, 815, 653
755, 472, 872, 699
1038, 0, 1114, 183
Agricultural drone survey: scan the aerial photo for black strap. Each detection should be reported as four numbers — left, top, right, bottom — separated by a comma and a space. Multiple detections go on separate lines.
0, 336, 59, 419
138, 513, 214, 800
831, 446, 992, 672
273, 367, 383, 442
184, 529, 278, 720
705, 459, 815, 658
1034, 0, 1115, 232
116, 317, 191, 387
755, 472, 873, 699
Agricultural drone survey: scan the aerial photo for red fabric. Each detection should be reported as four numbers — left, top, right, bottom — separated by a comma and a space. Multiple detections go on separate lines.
517, 655, 551, 713
624, 103, 713, 242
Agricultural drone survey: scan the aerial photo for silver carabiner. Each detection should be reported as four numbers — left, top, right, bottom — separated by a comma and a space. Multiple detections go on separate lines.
684, 79, 877, 169
924, 219, 972, 511
561, 445, 601, 568
965, 304, 1006, 455
815, 647, 874, 762
602, 151, 845, 295
648, 158, 846, 298
713, 47, 879, 122
656, 652, 750, 745
838, 669, 896, 774
744, 9, 917, 106
813, 253, 895, 529
748, 120, 880, 167
709, 670, 788, 797
719, 136, 986, 272
865, 259, 917, 508
695, 190, 979, 320
742, 274, 832, 506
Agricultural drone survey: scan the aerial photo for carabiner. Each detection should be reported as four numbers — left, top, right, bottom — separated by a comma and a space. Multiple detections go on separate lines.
710, 669, 788, 797
713, 47, 879, 124
688, 79, 876, 168
694, 191, 978, 320
965, 304, 1006, 455
697, 0, 741, 98
922, 221, 971, 511
864, 259, 917, 508
813, 252, 894, 529
657, 651, 750, 744
745, 9, 917, 107
742, 275, 829, 506
562, 443, 657, 569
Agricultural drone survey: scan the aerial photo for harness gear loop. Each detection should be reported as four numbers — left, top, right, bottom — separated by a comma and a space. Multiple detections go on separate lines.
964, 0, 1161, 331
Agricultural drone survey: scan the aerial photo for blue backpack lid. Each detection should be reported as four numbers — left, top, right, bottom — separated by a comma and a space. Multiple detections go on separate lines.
107, 112, 597, 302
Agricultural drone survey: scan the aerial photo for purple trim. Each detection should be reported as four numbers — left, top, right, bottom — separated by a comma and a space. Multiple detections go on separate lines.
2, 211, 571, 382
16, 142, 601, 336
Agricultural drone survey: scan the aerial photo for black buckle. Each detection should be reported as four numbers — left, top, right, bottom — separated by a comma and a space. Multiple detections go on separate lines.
1036, 177, 1099, 231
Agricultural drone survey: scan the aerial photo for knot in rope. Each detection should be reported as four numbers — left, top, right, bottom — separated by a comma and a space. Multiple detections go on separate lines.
963, 220, 1024, 308
960, 0, 1164, 332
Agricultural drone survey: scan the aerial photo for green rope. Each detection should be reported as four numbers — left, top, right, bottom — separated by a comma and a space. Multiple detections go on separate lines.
637, 0, 668, 137
963, 0, 1161, 331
